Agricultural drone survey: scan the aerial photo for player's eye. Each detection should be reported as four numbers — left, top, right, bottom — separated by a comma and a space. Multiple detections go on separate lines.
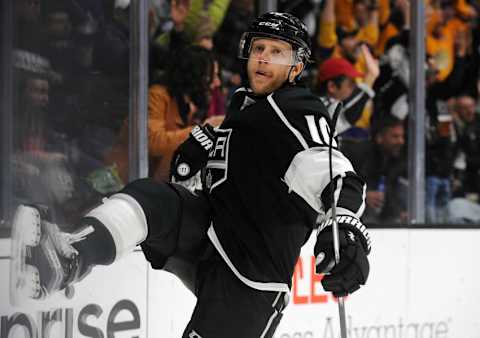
251, 44, 264, 54
272, 48, 283, 56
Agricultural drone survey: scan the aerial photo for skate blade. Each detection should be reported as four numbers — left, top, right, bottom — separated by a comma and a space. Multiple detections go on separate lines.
9, 205, 42, 306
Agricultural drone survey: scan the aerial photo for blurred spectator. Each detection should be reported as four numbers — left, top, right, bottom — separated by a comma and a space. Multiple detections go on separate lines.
372, 28, 410, 123
423, 56, 462, 223
153, 0, 231, 51
92, 1, 130, 77
43, 1, 76, 83
331, 0, 380, 48
447, 196, 480, 224
149, 0, 228, 118
41, 0, 131, 182
453, 94, 480, 200
376, 0, 410, 56
12, 51, 78, 212
448, 92, 480, 225
342, 116, 408, 225
426, 0, 471, 82
206, 59, 226, 117
315, 47, 378, 137
149, 0, 171, 38
105, 45, 223, 183
14, 0, 45, 52
373, 17, 469, 223
278, 0, 320, 38
13, 51, 58, 158
214, 0, 255, 95
352, 0, 380, 47
316, 0, 381, 134
317, 0, 378, 73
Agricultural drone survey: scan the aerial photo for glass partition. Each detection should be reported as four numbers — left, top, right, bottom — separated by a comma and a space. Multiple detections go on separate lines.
1, 0, 477, 249
1, 0, 14, 236
307, 0, 412, 226
2, 0, 131, 233
305, 0, 480, 228
423, 0, 480, 226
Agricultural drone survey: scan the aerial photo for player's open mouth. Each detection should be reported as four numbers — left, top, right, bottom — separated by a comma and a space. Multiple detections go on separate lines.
255, 70, 271, 78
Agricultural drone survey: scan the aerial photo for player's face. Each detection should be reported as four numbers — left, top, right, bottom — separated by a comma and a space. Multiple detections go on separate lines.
247, 38, 303, 95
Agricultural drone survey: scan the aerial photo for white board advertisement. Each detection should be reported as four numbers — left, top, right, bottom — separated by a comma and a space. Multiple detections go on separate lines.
146, 229, 480, 338
2, 229, 480, 337
0, 246, 148, 338
273, 229, 480, 338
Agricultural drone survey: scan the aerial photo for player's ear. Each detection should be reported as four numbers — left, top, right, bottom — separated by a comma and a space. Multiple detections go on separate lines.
288, 62, 304, 83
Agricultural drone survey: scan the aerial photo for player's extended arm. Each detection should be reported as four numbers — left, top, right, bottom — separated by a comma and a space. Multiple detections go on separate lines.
284, 147, 371, 296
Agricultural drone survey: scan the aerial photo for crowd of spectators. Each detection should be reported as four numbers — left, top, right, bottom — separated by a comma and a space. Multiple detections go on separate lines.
8, 0, 480, 226
282, 0, 480, 225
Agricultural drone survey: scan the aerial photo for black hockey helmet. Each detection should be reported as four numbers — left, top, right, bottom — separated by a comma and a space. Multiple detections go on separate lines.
238, 12, 312, 66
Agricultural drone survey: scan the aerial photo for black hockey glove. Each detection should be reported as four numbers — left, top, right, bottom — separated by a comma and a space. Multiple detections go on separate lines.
170, 124, 216, 182
314, 215, 371, 297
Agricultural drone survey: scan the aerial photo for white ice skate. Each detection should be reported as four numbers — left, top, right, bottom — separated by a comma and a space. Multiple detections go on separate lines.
9, 205, 92, 306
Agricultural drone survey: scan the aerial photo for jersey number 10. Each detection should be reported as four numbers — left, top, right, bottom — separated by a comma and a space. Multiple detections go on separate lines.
305, 116, 337, 147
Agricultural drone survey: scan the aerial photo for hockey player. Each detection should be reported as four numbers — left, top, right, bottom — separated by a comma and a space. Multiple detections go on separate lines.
11, 12, 371, 338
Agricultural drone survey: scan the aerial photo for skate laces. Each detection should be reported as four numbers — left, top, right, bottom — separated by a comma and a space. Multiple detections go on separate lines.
46, 223, 94, 259
50, 224, 95, 288
64, 225, 95, 244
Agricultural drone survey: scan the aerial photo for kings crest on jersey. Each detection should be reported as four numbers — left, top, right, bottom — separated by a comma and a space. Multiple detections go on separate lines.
204, 128, 232, 192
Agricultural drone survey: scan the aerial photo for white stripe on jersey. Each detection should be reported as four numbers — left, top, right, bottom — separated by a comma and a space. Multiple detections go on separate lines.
357, 183, 367, 218
233, 86, 248, 94
305, 115, 322, 144
284, 147, 354, 213
267, 94, 309, 150
207, 225, 291, 293
260, 310, 280, 338
333, 174, 344, 212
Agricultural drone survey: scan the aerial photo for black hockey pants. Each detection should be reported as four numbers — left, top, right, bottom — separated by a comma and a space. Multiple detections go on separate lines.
121, 178, 287, 338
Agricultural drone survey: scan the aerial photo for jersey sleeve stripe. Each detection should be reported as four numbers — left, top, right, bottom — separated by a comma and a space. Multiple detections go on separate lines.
356, 183, 367, 218
343, 89, 367, 111
333, 173, 344, 213
267, 94, 309, 150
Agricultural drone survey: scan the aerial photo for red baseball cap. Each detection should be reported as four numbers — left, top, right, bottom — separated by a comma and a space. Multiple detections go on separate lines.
317, 57, 363, 83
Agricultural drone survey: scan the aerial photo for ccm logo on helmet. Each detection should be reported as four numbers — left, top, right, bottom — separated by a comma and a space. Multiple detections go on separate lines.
258, 21, 280, 29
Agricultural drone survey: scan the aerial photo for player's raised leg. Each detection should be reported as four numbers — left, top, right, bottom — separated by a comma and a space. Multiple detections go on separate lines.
10, 178, 209, 304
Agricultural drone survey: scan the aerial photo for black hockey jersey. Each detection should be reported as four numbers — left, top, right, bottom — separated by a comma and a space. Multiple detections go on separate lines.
205, 85, 365, 292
